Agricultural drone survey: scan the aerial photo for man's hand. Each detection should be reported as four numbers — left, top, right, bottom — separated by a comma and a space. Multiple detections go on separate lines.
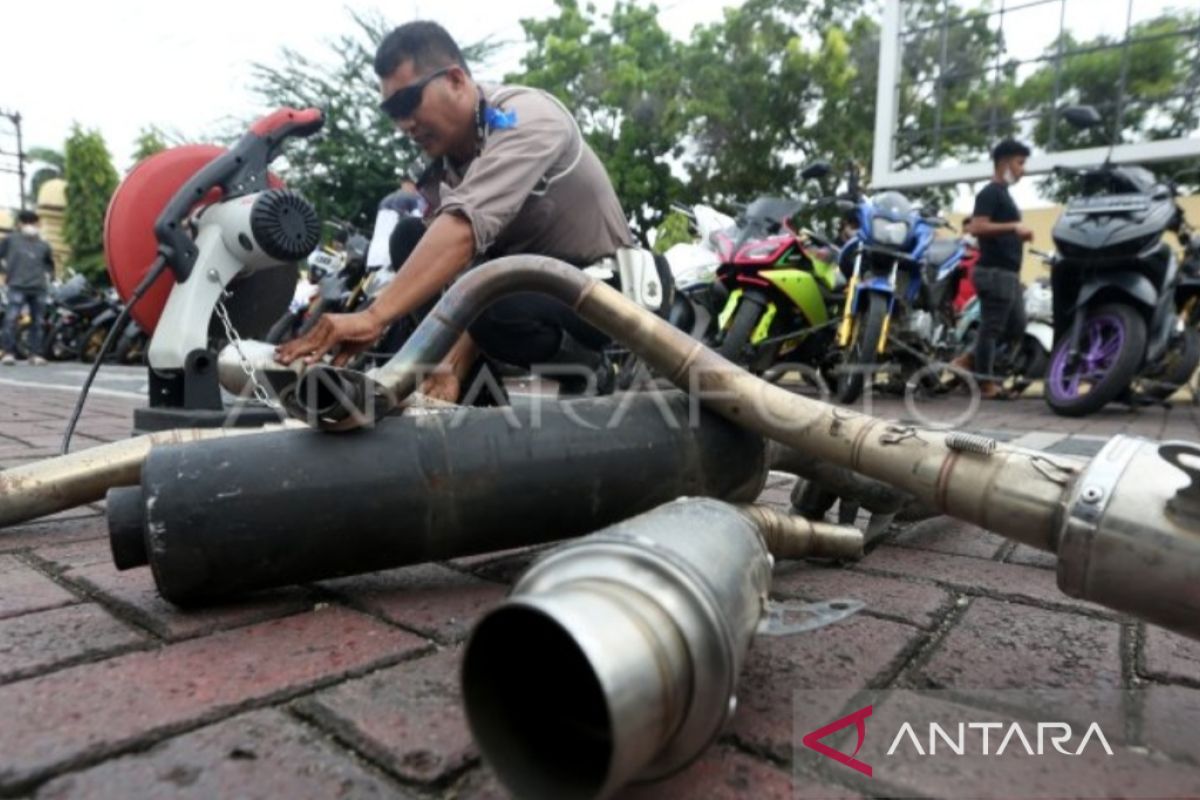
275, 309, 385, 367
1016, 224, 1035, 242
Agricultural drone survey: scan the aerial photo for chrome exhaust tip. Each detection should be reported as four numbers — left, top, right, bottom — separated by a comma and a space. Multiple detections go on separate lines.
462, 499, 774, 800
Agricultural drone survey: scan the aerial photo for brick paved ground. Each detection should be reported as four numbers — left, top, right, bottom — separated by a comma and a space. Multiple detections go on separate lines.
0, 380, 1198, 799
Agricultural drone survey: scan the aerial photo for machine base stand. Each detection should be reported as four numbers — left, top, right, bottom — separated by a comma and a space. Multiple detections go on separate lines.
132, 403, 285, 435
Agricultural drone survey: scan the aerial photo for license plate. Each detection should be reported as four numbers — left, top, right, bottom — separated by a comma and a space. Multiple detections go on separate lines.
1066, 194, 1149, 215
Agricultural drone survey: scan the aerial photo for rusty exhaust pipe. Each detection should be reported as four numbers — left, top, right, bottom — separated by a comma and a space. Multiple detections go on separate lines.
298, 255, 1200, 640
461, 497, 861, 800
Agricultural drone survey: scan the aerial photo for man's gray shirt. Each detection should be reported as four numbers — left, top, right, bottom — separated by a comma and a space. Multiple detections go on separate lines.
422, 83, 634, 266
0, 234, 55, 291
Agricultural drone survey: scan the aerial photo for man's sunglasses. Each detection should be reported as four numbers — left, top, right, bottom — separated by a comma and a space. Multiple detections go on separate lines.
379, 66, 454, 120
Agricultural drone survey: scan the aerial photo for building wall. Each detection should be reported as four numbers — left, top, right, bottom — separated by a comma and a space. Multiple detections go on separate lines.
35, 179, 71, 276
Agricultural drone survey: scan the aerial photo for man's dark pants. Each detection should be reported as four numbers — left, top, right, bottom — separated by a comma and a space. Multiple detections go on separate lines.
972, 266, 1025, 377
2, 289, 47, 355
388, 218, 608, 369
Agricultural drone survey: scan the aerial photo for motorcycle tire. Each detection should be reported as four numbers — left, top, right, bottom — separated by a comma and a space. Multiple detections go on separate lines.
114, 330, 149, 365
718, 292, 766, 365
1045, 303, 1146, 417
835, 292, 888, 405
44, 321, 79, 361
1143, 326, 1200, 402
78, 320, 114, 364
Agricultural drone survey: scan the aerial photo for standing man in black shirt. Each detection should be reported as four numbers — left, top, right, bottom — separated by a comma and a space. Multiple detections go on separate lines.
954, 138, 1034, 399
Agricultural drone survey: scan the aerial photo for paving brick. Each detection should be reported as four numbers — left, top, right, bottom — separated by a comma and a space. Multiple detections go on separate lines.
731, 615, 921, 760
888, 516, 1007, 560
0, 514, 108, 554
66, 561, 316, 642
31, 537, 114, 572
771, 562, 954, 630
467, 547, 554, 584
447, 544, 542, 570
33, 709, 414, 800
322, 563, 505, 644
0, 555, 77, 619
860, 545, 1116, 617
0, 603, 145, 684
1005, 543, 1057, 570
1142, 624, 1200, 685
918, 597, 1123, 691
1140, 685, 1200, 763
620, 746, 820, 800
0, 606, 429, 792
296, 646, 472, 786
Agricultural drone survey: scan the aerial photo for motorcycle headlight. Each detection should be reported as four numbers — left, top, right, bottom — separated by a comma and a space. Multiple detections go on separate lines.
873, 218, 909, 247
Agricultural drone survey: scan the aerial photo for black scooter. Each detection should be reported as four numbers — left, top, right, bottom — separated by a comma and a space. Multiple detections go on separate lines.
1043, 105, 1200, 416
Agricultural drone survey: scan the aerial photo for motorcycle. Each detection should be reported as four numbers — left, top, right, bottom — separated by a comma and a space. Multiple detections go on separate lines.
1043, 105, 1200, 415
833, 186, 969, 403
41, 274, 110, 361
711, 162, 846, 378
952, 271, 1053, 395
265, 224, 370, 345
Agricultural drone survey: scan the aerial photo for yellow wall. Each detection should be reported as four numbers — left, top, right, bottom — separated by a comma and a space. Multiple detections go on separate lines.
950, 195, 1200, 284
34, 179, 71, 275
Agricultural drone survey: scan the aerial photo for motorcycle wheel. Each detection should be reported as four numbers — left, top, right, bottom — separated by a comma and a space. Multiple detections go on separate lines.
1045, 303, 1146, 417
1142, 326, 1200, 401
78, 320, 114, 363
44, 321, 78, 361
717, 292, 766, 365
114, 331, 148, 365
835, 292, 888, 404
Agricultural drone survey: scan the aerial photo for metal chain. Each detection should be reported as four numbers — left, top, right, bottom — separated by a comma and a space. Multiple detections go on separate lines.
214, 296, 280, 409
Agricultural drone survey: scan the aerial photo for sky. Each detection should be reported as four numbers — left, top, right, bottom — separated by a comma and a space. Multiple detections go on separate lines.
0, 0, 1194, 214
0, 0, 736, 210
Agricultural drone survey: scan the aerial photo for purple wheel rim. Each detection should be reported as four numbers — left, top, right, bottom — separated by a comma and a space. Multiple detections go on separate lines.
1048, 314, 1126, 402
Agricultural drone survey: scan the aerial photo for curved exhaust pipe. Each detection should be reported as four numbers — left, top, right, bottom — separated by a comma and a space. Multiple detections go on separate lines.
309, 255, 1200, 641
462, 498, 860, 800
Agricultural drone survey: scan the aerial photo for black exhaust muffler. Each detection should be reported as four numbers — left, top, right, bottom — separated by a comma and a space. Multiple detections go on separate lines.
107, 391, 767, 605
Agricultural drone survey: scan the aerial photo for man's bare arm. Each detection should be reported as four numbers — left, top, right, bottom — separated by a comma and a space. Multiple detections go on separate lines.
967, 216, 1033, 242
365, 212, 474, 329
276, 213, 475, 365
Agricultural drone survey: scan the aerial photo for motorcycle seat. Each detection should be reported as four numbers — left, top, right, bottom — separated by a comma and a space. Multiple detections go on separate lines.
923, 239, 962, 269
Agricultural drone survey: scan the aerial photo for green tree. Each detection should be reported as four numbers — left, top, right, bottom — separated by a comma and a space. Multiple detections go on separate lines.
512, 0, 687, 238
130, 126, 171, 166
1017, 12, 1200, 200
250, 10, 497, 231
62, 125, 119, 282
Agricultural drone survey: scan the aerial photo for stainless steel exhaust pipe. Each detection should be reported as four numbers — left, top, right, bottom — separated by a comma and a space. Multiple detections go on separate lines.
462, 498, 860, 800
310, 255, 1200, 640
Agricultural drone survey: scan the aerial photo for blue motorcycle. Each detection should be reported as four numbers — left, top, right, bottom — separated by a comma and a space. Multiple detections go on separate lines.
833, 190, 967, 403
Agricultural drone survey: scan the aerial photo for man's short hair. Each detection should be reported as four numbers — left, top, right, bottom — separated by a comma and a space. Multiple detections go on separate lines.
374, 21, 469, 79
992, 138, 1031, 164
16, 210, 39, 224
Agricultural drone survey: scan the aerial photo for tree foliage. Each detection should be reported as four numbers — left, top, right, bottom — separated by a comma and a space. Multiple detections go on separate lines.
513, 0, 686, 238
62, 125, 119, 282
250, 10, 497, 232
130, 127, 171, 167
247, 4, 1200, 243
